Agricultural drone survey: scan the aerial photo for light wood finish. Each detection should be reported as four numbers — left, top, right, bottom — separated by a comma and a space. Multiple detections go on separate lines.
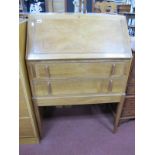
126, 52, 135, 98
114, 95, 125, 132
26, 14, 132, 60
50, 78, 125, 95
32, 80, 49, 97
28, 60, 130, 79
128, 51, 135, 85
19, 118, 35, 137
19, 19, 40, 143
31, 77, 127, 98
19, 79, 29, 117
26, 14, 132, 133
20, 137, 39, 144
34, 94, 122, 106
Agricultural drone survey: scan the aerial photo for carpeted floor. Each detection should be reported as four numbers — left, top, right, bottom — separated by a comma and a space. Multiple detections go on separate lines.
20, 105, 135, 155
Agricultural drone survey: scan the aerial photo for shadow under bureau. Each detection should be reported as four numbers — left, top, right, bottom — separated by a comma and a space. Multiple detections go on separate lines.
26, 13, 132, 134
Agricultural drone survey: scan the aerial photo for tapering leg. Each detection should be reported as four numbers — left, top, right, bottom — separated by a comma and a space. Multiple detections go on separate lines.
113, 95, 125, 133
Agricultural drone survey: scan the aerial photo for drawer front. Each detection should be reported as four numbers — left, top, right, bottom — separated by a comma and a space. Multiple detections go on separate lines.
30, 60, 130, 79
110, 78, 127, 93
51, 79, 109, 95
32, 81, 50, 97
19, 118, 35, 137
32, 78, 127, 97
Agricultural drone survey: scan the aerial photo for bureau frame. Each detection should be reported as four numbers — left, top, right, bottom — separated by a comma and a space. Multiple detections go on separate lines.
26, 14, 132, 135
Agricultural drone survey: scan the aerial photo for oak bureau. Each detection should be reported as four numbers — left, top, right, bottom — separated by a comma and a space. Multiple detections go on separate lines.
26, 13, 132, 132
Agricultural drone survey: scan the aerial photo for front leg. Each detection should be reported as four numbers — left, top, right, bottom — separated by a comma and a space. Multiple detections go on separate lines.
113, 95, 125, 133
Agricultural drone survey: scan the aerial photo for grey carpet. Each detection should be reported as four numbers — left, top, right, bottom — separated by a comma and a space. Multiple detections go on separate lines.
20, 105, 135, 155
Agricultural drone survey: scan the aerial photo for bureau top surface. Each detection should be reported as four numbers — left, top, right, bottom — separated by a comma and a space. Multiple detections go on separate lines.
26, 13, 132, 60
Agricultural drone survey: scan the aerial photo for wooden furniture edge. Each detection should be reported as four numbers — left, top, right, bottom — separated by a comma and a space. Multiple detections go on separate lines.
20, 137, 39, 144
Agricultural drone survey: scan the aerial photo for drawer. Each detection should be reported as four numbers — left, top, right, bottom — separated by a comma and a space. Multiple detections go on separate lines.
126, 84, 135, 95
19, 118, 35, 137
51, 78, 109, 96
32, 78, 127, 97
30, 60, 130, 79
110, 78, 127, 93
32, 81, 50, 97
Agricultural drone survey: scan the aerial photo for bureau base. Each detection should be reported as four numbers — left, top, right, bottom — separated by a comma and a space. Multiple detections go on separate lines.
33, 94, 125, 133
33, 94, 122, 106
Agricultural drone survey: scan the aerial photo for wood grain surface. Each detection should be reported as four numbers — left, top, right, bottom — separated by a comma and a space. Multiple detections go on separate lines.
26, 14, 132, 60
